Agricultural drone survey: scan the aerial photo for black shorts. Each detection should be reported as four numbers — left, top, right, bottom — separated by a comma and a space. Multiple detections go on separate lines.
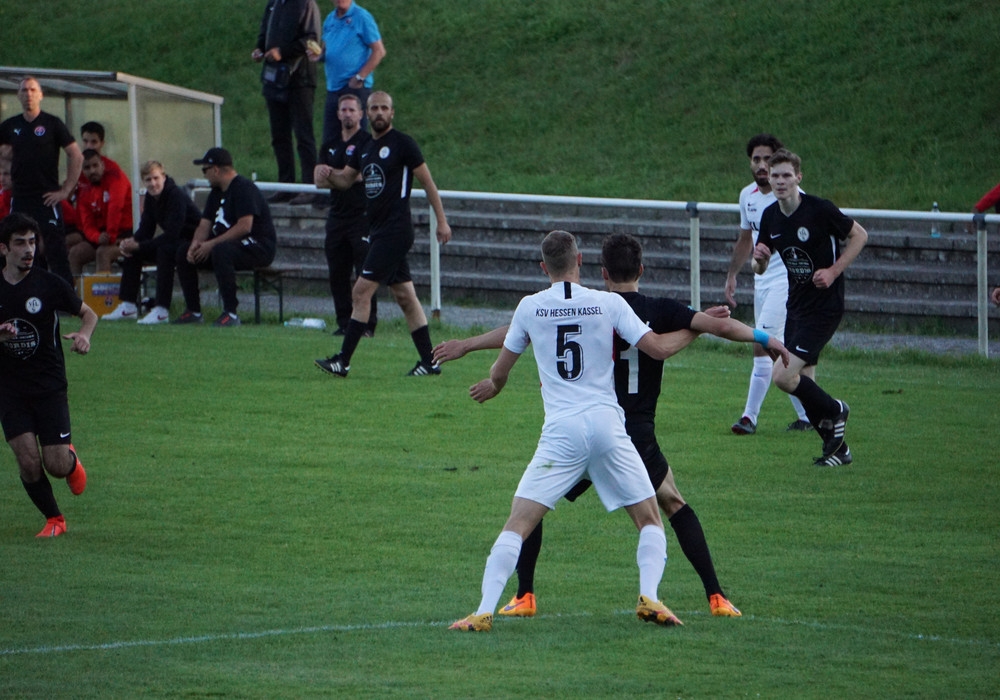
627, 421, 670, 491
360, 231, 413, 286
0, 390, 72, 445
785, 312, 843, 366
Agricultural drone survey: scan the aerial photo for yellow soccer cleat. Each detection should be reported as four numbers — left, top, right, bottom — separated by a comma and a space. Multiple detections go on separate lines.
636, 595, 683, 626
448, 613, 493, 632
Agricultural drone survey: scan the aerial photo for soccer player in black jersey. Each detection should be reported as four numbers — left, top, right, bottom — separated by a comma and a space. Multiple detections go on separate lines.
315, 91, 452, 377
752, 150, 868, 467
0, 77, 83, 286
0, 213, 97, 537
433, 233, 789, 618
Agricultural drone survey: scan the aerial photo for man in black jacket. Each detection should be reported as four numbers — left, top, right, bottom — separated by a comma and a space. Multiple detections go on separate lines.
253, 0, 323, 205
103, 160, 202, 324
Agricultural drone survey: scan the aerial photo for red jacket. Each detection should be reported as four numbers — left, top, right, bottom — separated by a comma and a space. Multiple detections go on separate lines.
974, 182, 1000, 213
76, 165, 133, 245
0, 188, 10, 218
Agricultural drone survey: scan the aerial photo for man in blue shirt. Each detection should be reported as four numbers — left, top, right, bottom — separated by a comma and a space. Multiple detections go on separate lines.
318, 0, 386, 142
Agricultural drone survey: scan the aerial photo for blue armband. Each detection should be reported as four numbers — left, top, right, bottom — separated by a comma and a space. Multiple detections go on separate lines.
753, 329, 769, 346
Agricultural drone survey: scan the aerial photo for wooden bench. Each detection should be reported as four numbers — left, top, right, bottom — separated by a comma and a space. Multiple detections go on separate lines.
139, 264, 296, 324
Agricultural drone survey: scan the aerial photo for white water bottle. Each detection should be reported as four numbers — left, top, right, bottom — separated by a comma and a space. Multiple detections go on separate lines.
284, 317, 327, 330
930, 202, 941, 238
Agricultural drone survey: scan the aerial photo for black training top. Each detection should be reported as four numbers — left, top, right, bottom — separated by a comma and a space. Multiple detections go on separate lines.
320, 129, 370, 221
0, 111, 75, 197
202, 175, 277, 248
0, 266, 83, 396
348, 129, 424, 238
134, 176, 202, 253
613, 291, 697, 424
758, 194, 855, 317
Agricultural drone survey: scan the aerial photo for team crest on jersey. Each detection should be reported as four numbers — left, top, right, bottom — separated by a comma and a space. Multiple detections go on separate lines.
379, 146, 390, 159
345, 145, 355, 156
25, 297, 42, 314
797, 227, 810, 242
34, 125, 46, 137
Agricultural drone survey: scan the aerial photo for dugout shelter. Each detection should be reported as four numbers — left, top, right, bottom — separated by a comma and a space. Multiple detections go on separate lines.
0, 67, 223, 223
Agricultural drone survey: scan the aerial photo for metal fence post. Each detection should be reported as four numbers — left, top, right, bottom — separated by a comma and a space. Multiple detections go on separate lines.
975, 213, 988, 358
686, 201, 701, 309
429, 205, 441, 320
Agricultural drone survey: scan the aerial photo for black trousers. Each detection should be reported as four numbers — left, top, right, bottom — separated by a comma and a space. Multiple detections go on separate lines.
118, 237, 181, 308
175, 238, 275, 315
266, 86, 317, 184
325, 216, 376, 331
11, 195, 72, 286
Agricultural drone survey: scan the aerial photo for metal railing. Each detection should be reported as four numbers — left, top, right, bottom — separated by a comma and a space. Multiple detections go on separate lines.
198, 180, 1000, 357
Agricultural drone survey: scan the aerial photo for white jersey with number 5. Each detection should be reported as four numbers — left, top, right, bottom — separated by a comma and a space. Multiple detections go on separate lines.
504, 281, 652, 424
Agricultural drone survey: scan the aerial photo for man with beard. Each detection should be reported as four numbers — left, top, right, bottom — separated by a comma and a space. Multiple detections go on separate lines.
313, 93, 376, 336
0, 213, 97, 537
725, 134, 811, 435
315, 91, 451, 377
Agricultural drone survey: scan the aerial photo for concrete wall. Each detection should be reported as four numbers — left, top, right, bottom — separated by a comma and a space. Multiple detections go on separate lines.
268, 196, 1000, 335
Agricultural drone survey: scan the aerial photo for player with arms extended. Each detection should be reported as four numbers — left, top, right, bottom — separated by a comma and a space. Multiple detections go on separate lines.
752, 149, 868, 467
447, 231, 788, 632
0, 213, 97, 537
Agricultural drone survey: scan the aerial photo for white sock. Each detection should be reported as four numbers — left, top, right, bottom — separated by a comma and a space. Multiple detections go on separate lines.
476, 530, 522, 615
789, 394, 808, 422
636, 524, 667, 601
742, 356, 773, 422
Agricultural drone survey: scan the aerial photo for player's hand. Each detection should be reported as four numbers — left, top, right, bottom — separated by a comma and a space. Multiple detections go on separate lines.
724, 275, 738, 307
436, 221, 452, 245
703, 305, 730, 319
313, 164, 333, 185
433, 339, 467, 364
469, 378, 499, 403
251, 48, 264, 62
991, 287, 1000, 307
265, 48, 282, 62
764, 336, 790, 367
119, 238, 138, 257
0, 321, 18, 341
812, 267, 838, 289
63, 332, 91, 355
42, 189, 68, 207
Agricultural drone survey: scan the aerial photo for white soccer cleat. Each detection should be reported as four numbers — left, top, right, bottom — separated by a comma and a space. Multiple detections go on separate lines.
137, 306, 170, 325
102, 302, 138, 321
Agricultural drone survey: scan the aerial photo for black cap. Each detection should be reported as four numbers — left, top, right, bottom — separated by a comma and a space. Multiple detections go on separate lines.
193, 147, 233, 167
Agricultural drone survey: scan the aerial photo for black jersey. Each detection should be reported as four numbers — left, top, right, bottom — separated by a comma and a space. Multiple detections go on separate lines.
348, 129, 424, 238
758, 194, 855, 317
613, 291, 697, 424
320, 129, 370, 221
202, 175, 277, 249
0, 111, 75, 198
0, 267, 83, 396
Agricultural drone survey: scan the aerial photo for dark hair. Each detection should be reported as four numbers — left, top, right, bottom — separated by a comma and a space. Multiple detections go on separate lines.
767, 148, 801, 173
540, 230, 578, 275
338, 93, 363, 109
0, 212, 40, 246
746, 133, 784, 158
81, 121, 105, 140
82, 148, 102, 161
601, 233, 643, 283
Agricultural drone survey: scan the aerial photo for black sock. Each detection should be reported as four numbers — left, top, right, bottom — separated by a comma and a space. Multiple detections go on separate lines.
22, 474, 61, 519
340, 319, 366, 364
791, 375, 840, 425
410, 325, 433, 365
669, 504, 723, 599
515, 520, 543, 597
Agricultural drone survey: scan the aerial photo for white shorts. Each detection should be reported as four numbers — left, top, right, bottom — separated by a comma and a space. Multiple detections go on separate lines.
754, 282, 789, 342
514, 406, 655, 512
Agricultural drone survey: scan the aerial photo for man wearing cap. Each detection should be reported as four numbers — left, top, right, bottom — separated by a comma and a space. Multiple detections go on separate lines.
174, 148, 277, 327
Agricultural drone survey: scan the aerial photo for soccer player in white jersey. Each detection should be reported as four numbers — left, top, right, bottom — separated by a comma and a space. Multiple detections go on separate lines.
449, 231, 789, 632
725, 134, 811, 435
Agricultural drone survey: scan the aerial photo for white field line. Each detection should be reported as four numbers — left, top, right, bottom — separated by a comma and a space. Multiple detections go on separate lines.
1, 610, 996, 657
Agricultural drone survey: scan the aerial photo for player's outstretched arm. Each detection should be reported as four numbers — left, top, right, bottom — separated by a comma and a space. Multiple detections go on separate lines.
689, 313, 789, 366
470, 347, 519, 403
64, 303, 98, 355
635, 329, 703, 361
433, 325, 509, 364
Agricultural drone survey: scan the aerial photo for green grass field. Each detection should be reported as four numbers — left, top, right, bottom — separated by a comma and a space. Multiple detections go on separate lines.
2, 318, 998, 698
3, 1, 1000, 209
